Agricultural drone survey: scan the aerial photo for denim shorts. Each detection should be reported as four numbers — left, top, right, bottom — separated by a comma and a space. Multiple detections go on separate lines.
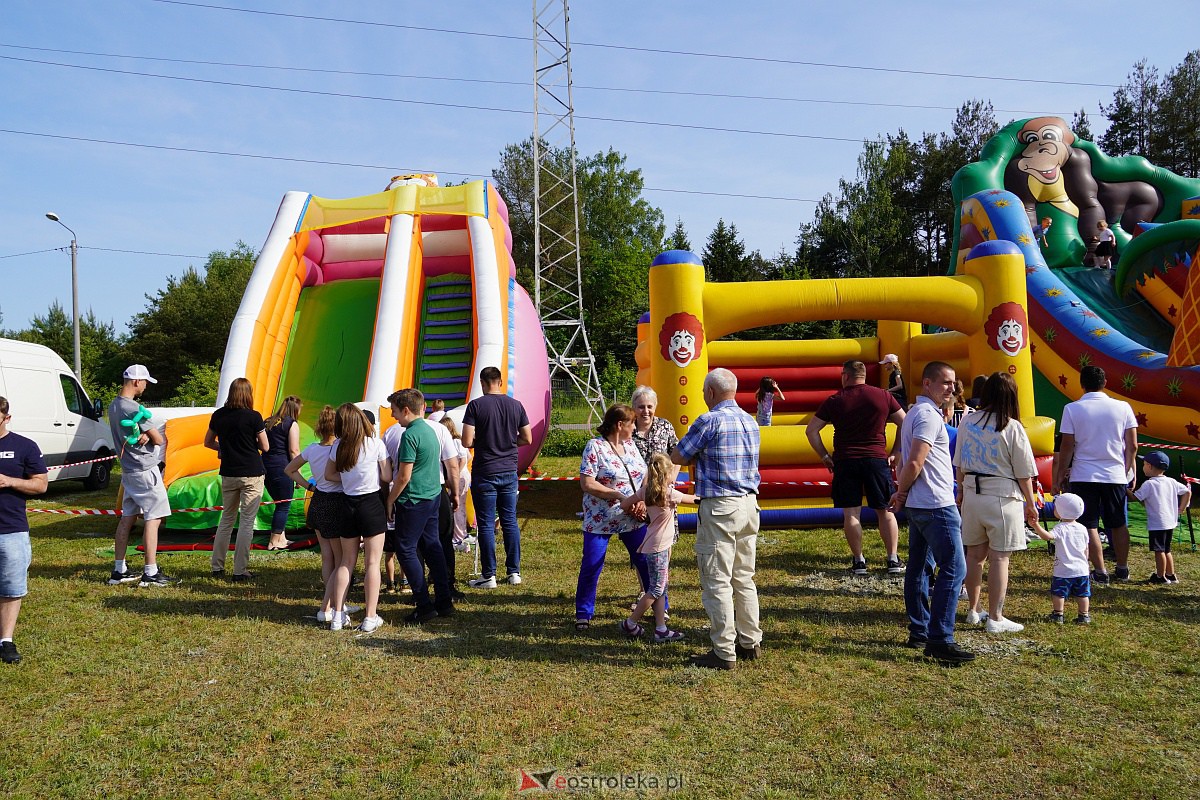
1050, 575, 1091, 599
0, 531, 33, 598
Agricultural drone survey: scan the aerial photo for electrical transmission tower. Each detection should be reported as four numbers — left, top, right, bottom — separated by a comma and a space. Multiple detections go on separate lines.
532, 0, 604, 416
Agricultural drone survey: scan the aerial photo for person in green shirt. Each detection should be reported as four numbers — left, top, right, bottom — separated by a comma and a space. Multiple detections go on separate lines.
385, 389, 454, 623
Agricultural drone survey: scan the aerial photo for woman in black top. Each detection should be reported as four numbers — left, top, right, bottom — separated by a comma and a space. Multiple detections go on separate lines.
204, 378, 269, 580
262, 395, 302, 550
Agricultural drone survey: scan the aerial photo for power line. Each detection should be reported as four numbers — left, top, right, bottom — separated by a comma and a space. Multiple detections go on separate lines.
0, 54, 877, 143
0, 248, 58, 260
146, 0, 1119, 88
0, 43, 1101, 118
0, 127, 818, 203
0, 245, 205, 261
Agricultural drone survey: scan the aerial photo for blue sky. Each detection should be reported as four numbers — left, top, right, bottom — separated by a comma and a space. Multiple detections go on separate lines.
2, 1, 1197, 335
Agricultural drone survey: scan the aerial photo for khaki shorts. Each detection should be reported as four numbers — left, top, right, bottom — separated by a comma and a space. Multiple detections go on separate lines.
960, 494, 1027, 552
121, 467, 172, 521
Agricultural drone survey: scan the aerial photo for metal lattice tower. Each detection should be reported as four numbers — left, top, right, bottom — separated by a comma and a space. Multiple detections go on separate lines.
532, 0, 603, 415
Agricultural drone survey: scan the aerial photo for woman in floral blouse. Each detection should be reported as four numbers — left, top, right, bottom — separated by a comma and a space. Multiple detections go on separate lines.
574, 404, 651, 631
631, 386, 678, 464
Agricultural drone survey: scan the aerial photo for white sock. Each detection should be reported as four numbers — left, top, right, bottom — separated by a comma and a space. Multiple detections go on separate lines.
114, 559, 126, 573
0, 638, 12, 644
143, 564, 159, 577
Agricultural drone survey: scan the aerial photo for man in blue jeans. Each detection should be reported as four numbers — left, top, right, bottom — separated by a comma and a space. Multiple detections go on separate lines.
462, 366, 532, 588
888, 361, 974, 664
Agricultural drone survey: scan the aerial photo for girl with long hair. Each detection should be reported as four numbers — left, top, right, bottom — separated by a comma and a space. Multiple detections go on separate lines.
754, 377, 785, 426
324, 404, 390, 632
262, 395, 302, 550
440, 416, 473, 549
204, 377, 269, 581
954, 372, 1040, 634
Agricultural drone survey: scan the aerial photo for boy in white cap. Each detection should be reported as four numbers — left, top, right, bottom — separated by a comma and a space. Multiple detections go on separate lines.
107, 365, 179, 587
1029, 492, 1091, 624
1127, 451, 1191, 584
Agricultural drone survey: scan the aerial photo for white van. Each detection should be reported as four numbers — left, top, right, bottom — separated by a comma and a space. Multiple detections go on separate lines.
0, 338, 115, 489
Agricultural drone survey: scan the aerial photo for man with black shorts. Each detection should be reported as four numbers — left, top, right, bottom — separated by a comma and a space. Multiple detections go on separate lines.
807, 360, 906, 575
1052, 366, 1138, 584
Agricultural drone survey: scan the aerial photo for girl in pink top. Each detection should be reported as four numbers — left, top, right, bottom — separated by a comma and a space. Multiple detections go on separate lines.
620, 453, 696, 643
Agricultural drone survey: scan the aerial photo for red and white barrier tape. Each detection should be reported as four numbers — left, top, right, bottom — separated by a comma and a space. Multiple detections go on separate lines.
29, 497, 295, 517
1141, 443, 1200, 453
46, 454, 119, 472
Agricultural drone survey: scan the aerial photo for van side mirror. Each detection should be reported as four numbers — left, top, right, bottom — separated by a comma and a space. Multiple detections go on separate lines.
94, 398, 104, 419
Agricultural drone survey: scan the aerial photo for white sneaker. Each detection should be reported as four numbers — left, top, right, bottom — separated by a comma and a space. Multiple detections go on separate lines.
359, 615, 385, 633
507, 573, 522, 585
468, 576, 498, 589
959, 586, 968, 600
330, 610, 345, 631
985, 616, 1024, 634
965, 609, 989, 625
316, 609, 331, 623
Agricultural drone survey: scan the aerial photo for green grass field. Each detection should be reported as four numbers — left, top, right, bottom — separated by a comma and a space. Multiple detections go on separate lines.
5, 474, 1199, 799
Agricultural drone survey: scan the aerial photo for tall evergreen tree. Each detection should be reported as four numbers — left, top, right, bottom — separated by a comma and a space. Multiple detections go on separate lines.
1153, 50, 1200, 176
666, 218, 691, 251
1100, 59, 1161, 158
702, 219, 748, 282
1070, 108, 1094, 141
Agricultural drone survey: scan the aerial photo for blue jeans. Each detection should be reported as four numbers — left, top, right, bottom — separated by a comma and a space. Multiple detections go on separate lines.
396, 495, 451, 612
471, 471, 521, 578
263, 468, 294, 532
575, 526, 664, 620
904, 505, 965, 645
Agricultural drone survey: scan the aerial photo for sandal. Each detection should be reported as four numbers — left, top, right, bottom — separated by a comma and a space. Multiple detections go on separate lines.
619, 619, 644, 638
574, 618, 590, 632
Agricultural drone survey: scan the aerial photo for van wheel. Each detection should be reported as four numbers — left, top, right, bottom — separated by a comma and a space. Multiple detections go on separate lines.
83, 451, 112, 490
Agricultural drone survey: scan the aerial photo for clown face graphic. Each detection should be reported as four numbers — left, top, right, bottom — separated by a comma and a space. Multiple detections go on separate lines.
668, 329, 696, 367
996, 318, 1023, 357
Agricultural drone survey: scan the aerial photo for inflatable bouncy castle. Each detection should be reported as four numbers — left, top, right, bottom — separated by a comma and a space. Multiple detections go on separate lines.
636, 117, 1200, 529
161, 175, 550, 530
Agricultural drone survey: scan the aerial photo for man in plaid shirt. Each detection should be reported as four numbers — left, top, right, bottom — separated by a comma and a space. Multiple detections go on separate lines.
671, 368, 762, 670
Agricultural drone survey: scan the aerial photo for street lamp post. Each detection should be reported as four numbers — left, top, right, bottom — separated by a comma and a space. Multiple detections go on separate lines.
45, 212, 81, 381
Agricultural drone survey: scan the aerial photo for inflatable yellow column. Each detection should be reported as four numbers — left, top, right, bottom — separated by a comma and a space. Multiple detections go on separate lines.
649, 251, 709, 437
960, 240, 1035, 414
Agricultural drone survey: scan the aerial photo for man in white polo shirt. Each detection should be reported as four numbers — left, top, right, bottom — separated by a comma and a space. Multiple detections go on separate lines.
1052, 366, 1138, 584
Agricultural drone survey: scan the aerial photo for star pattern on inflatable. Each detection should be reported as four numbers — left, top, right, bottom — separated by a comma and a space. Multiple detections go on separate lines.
1077, 353, 1093, 368
1187, 421, 1200, 440
1025, 266, 1039, 275
986, 189, 1003, 195
1168, 304, 1177, 318
1166, 378, 1184, 397
993, 198, 1011, 207
1058, 374, 1069, 388
1017, 233, 1033, 245
1043, 327, 1057, 343
1187, 202, 1200, 217
1136, 412, 1148, 427
1090, 328, 1110, 339
1080, 309, 1098, 319
981, 226, 992, 240
1121, 372, 1138, 391
1137, 351, 1157, 360
1044, 288, 1063, 297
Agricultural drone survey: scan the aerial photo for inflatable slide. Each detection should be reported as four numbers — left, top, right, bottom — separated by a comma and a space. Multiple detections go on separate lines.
161, 175, 551, 530
952, 117, 1200, 477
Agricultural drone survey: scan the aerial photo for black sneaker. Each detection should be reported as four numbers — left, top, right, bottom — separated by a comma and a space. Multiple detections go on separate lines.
0, 640, 20, 664
1147, 573, 1168, 585
1074, 614, 1092, 625
230, 572, 254, 583
1166, 574, 1179, 584
904, 635, 928, 649
1113, 566, 1130, 582
138, 571, 181, 587
923, 642, 976, 664
404, 607, 438, 625
850, 558, 868, 576
735, 642, 762, 660
107, 568, 141, 585
885, 556, 905, 575
1091, 570, 1111, 586
1046, 611, 1065, 624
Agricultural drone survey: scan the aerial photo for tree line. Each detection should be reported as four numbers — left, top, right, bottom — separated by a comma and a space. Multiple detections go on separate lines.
5, 51, 1196, 406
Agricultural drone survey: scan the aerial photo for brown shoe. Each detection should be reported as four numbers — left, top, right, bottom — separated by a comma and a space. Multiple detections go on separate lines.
688, 650, 736, 670
735, 642, 761, 661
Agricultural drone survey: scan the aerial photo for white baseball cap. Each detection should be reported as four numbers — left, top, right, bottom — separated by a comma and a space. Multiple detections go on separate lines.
1053, 492, 1084, 521
123, 364, 158, 384
879, 354, 899, 365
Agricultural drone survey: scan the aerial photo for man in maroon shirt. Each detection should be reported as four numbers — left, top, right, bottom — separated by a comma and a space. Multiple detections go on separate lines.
806, 360, 907, 575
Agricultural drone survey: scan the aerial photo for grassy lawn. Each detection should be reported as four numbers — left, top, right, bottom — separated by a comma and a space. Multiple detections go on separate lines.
5, 477, 1200, 799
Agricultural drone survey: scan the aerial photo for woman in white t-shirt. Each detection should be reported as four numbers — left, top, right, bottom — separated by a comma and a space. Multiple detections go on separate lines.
953, 373, 1040, 634
440, 416, 472, 546
324, 404, 391, 633
284, 405, 346, 623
